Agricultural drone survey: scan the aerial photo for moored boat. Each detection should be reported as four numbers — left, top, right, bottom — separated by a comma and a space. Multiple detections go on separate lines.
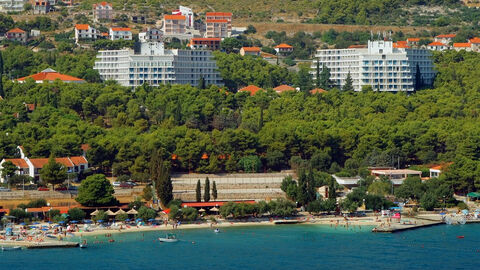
158, 233, 178, 243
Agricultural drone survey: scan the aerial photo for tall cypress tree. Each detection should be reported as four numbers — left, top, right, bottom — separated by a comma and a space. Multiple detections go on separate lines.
150, 150, 173, 208
319, 64, 332, 90
315, 59, 320, 88
414, 64, 423, 91
212, 181, 217, 201
0, 51, 4, 98
195, 179, 201, 202
204, 177, 210, 202
342, 71, 354, 91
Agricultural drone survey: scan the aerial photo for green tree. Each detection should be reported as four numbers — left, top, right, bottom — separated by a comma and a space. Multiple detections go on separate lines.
342, 71, 354, 91
318, 64, 332, 89
150, 150, 173, 208
40, 156, 67, 190
137, 206, 156, 221
212, 181, 218, 201
420, 191, 438, 210
315, 59, 320, 87
93, 210, 107, 222
395, 177, 424, 201
1, 161, 17, 184
0, 51, 4, 98
68, 208, 86, 221
296, 65, 313, 92
75, 174, 118, 206
221, 37, 242, 53
414, 63, 423, 90
142, 185, 153, 201
196, 179, 201, 202
204, 177, 210, 202
368, 181, 391, 196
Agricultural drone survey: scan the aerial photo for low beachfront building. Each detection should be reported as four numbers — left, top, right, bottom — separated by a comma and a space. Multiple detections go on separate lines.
93, 42, 223, 87
311, 40, 435, 92
15, 68, 86, 84
0, 146, 89, 183
109, 27, 132, 40
453, 43, 472, 52
240, 47, 261, 56
370, 169, 422, 185
429, 163, 452, 178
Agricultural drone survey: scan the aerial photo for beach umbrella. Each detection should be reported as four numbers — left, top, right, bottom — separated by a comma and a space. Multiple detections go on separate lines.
32, 222, 40, 225
70, 220, 78, 224
83, 220, 93, 224
29, 226, 38, 229
90, 209, 99, 216
114, 209, 126, 215
148, 218, 155, 222
136, 218, 142, 222
210, 207, 219, 212
105, 209, 115, 216
97, 220, 104, 223
58, 221, 65, 224
41, 228, 49, 231
20, 222, 26, 225
198, 208, 206, 212
125, 218, 131, 222
439, 212, 446, 216
127, 209, 138, 215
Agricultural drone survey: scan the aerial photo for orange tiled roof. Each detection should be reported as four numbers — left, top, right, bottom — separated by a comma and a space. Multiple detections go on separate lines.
238, 85, 262, 96
428, 42, 446, 46
164, 15, 186, 20
70, 156, 88, 165
273, 84, 295, 93
30, 158, 73, 168
469, 37, 480, 44
7, 28, 25, 34
393, 42, 410, 48
407, 38, 420, 42
453, 43, 471, 48
3, 158, 29, 168
241, 47, 261, 52
191, 38, 221, 42
94, 2, 112, 7
275, 43, 293, 49
348, 44, 367, 49
206, 19, 228, 23
206, 12, 232, 17
310, 88, 327, 94
435, 34, 456, 38
24, 103, 35, 111
17, 69, 85, 82
81, 144, 90, 151
75, 24, 89, 30
430, 162, 453, 171
111, 27, 131, 31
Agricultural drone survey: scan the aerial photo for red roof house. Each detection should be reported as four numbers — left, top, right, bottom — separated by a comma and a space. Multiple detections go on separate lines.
16, 68, 85, 84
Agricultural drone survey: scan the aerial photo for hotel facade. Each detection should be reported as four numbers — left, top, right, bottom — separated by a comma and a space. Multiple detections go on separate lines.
93, 42, 223, 87
311, 41, 435, 92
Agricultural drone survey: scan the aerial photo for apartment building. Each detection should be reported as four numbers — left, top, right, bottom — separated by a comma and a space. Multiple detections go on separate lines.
139, 27, 163, 43
93, 42, 223, 87
311, 40, 435, 92
205, 12, 232, 38
163, 14, 188, 39
93, 2, 113, 22
189, 38, 221, 51
109, 27, 132, 40
0, 0, 27, 12
172, 5, 194, 28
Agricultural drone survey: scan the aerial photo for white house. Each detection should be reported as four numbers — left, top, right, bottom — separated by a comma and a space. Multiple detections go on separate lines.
427, 42, 449, 51
109, 27, 132, 40
434, 34, 456, 45
370, 169, 422, 185
0, 146, 89, 183
75, 24, 98, 43
139, 27, 163, 43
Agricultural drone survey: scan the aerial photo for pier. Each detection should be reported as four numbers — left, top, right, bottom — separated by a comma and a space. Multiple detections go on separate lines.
372, 218, 444, 233
0, 240, 79, 249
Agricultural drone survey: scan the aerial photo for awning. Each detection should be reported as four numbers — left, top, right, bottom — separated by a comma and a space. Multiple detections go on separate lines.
127, 209, 138, 215
467, 192, 480, 198
114, 209, 126, 215
90, 209, 99, 216
105, 209, 115, 215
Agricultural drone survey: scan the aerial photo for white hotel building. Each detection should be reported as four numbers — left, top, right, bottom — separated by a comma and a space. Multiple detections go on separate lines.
312, 40, 435, 92
94, 42, 223, 87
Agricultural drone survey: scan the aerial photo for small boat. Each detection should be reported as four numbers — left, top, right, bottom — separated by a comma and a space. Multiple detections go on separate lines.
1, 246, 22, 251
158, 233, 178, 243
457, 236, 465, 239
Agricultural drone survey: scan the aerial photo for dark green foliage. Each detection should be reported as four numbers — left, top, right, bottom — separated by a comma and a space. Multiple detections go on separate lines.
342, 72, 354, 91
75, 174, 118, 206
204, 177, 210, 202
220, 199, 295, 218
212, 181, 217, 201
318, 64, 332, 89
40, 156, 67, 189
150, 151, 173, 207
137, 206, 156, 221
142, 185, 153, 201
68, 207, 86, 221
196, 180, 201, 202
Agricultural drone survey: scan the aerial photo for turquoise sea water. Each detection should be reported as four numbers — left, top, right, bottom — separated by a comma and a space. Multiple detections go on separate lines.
2, 224, 480, 270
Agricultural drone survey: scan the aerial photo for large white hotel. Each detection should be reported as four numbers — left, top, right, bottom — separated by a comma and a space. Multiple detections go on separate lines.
93, 42, 223, 87
312, 40, 435, 92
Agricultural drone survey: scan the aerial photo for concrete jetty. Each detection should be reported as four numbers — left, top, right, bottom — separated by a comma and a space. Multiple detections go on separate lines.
372, 218, 444, 233
0, 240, 79, 249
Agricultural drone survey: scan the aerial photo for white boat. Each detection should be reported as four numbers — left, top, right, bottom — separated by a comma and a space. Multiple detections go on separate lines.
158, 233, 178, 243
1, 246, 22, 251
